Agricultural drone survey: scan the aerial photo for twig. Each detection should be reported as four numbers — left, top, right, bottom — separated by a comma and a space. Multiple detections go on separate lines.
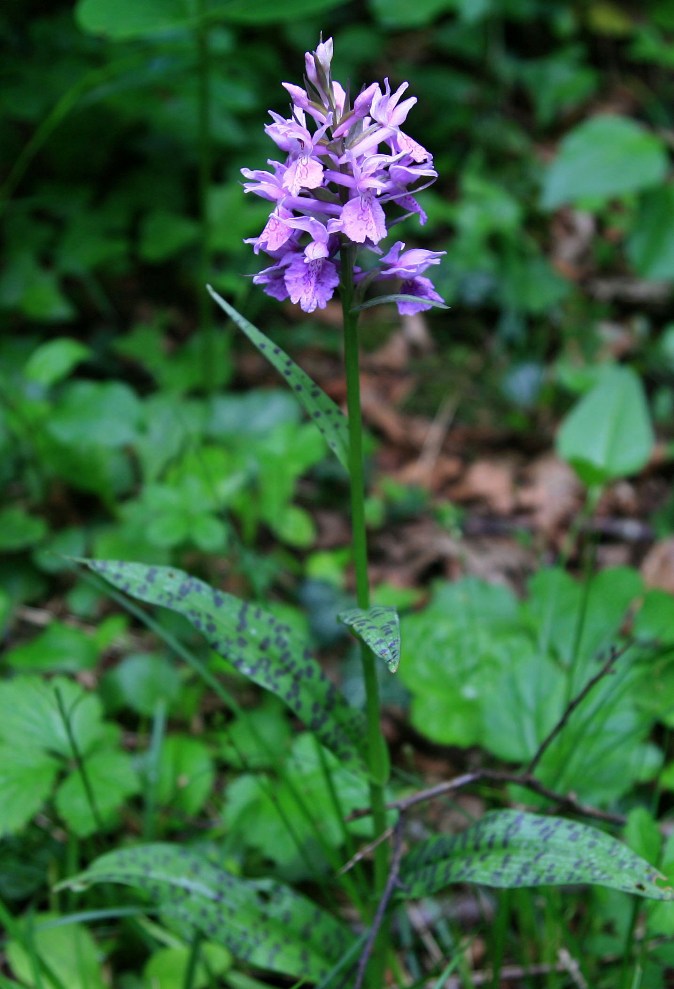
525, 641, 629, 775
339, 824, 394, 875
348, 769, 625, 826
353, 816, 406, 989
436, 957, 587, 987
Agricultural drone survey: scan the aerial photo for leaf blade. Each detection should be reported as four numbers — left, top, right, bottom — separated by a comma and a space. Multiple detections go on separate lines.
61, 843, 355, 982
338, 605, 401, 672
207, 286, 349, 471
400, 810, 674, 900
84, 560, 367, 770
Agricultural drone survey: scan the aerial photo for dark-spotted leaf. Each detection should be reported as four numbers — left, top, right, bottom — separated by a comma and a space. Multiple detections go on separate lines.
207, 286, 349, 470
400, 810, 674, 900
84, 560, 367, 770
338, 606, 401, 672
61, 844, 355, 983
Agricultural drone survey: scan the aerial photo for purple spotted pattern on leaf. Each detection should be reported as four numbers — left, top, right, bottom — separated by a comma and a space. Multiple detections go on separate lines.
64, 843, 355, 982
338, 605, 401, 672
85, 560, 367, 770
242, 37, 444, 314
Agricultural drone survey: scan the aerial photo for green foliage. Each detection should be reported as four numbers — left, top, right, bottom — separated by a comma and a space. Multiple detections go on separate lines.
400, 810, 673, 899
7, 915, 107, 989
222, 732, 372, 877
542, 115, 669, 208
84, 560, 369, 770
61, 843, 356, 983
399, 570, 664, 804
557, 365, 655, 486
3, 2, 674, 985
208, 289, 350, 471
338, 605, 401, 672
0, 676, 139, 836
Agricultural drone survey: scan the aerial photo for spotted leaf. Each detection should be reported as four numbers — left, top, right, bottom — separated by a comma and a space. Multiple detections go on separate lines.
338, 605, 400, 672
62, 843, 356, 983
207, 286, 349, 471
400, 810, 674, 900
85, 560, 367, 770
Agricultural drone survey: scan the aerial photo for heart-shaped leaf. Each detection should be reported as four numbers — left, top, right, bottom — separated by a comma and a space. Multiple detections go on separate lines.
556, 365, 654, 486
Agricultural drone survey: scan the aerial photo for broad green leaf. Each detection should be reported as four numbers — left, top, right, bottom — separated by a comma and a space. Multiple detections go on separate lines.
102, 652, 181, 716
76, 0, 191, 39
399, 571, 657, 803
0, 507, 47, 552
139, 210, 199, 263
144, 943, 231, 989
542, 115, 668, 209
62, 844, 355, 982
23, 337, 90, 387
215, 0, 347, 23
556, 365, 654, 485
0, 676, 105, 759
399, 579, 520, 747
48, 381, 142, 448
207, 287, 349, 471
338, 605, 401, 672
0, 745, 59, 835
370, 0, 458, 28
7, 915, 106, 989
634, 589, 674, 646
625, 807, 662, 867
628, 185, 674, 280
155, 735, 214, 817
6, 621, 97, 672
400, 810, 674, 899
84, 560, 367, 769
55, 748, 139, 837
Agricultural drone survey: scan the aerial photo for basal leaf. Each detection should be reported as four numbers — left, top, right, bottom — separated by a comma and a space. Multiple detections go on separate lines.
62, 844, 355, 982
400, 810, 674, 900
556, 365, 654, 485
207, 287, 349, 471
84, 560, 367, 769
338, 605, 401, 672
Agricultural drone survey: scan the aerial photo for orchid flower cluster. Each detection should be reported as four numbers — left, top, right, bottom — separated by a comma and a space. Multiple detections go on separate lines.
242, 38, 445, 314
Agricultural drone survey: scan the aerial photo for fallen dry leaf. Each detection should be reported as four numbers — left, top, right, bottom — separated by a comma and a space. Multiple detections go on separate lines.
641, 538, 674, 594
517, 454, 582, 536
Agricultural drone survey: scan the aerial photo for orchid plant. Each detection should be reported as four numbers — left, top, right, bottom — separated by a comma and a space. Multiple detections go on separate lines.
65, 36, 673, 989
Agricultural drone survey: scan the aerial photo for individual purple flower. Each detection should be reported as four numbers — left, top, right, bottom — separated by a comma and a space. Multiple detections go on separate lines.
285, 255, 340, 313
378, 241, 445, 278
398, 277, 445, 314
242, 36, 444, 315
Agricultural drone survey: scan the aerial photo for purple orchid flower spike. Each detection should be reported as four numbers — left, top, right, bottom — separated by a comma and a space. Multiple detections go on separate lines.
242, 36, 445, 316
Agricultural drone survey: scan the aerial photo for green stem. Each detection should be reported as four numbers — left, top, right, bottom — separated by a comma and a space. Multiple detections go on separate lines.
195, 0, 216, 392
340, 244, 391, 984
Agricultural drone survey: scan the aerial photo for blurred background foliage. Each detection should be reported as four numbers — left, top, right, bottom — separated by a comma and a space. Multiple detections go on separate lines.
2, 0, 674, 607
